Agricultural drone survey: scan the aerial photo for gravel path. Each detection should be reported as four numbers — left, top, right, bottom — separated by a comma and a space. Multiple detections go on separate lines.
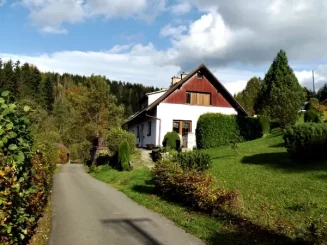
48, 164, 204, 245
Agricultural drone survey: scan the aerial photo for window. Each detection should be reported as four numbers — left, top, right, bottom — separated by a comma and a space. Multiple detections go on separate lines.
147, 121, 151, 136
137, 126, 139, 138
197, 71, 203, 79
185, 92, 211, 106
173, 120, 192, 135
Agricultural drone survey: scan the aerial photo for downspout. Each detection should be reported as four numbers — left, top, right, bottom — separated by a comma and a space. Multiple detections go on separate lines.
146, 114, 161, 146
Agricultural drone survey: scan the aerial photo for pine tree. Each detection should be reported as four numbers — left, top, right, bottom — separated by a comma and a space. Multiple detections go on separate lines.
258, 50, 304, 127
44, 75, 55, 111
2, 60, 15, 94
20, 63, 31, 98
31, 66, 42, 101
0, 59, 3, 89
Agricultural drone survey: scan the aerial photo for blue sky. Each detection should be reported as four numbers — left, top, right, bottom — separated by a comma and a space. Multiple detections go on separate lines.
1, 0, 327, 94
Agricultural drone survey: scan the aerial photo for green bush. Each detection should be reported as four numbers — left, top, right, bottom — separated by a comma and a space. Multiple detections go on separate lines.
196, 113, 240, 149
118, 140, 132, 171
176, 150, 212, 171
107, 128, 136, 155
237, 116, 263, 140
304, 109, 321, 123
283, 123, 327, 161
0, 92, 55, 245
162, 131, 180, 149
152, 159, 240, 213
258, 115, 271, 134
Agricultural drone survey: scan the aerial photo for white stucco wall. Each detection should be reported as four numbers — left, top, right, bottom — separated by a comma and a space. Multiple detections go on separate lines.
128, 119, 158, 148
157, 103, 237, 147
148, 91, 167, 105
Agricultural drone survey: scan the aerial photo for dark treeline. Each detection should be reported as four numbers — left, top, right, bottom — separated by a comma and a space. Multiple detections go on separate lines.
0, 58, 159, 117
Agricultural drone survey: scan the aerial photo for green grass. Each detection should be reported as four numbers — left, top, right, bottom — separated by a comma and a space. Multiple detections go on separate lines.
90, 131, 327, 244
206, 130, 327, 234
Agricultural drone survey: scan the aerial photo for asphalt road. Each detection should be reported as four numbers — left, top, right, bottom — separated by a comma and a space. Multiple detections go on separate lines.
48, 164, 204, 245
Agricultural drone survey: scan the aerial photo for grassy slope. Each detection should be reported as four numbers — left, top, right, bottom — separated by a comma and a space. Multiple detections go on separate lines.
91, 132, 327, 243
206, 130, 327, 233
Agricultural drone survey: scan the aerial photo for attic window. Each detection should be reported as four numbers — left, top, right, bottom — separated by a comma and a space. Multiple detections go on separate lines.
197, 71, 203, 79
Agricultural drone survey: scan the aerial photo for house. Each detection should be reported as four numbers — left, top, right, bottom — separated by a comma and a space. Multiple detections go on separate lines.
124, 64, 248, 149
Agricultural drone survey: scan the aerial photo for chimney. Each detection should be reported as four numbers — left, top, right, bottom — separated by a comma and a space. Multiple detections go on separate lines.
181, 72, 188, 80
171, 76, 180, 86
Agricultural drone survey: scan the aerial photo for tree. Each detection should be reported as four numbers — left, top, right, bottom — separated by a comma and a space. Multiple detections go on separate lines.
235, 77, 261, 116
2, 60, 16, 94
317, 84, 327, 104
258, 50, 304, 127
31, 66, 42, 101
44, 75, 55, 111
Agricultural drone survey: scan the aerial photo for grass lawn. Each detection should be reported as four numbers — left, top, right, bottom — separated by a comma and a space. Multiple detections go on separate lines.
206, 130, 327, 236
90, 131, 327, 244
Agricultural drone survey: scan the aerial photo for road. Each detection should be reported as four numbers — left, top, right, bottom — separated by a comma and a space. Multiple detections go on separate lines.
48, 164, 204, 245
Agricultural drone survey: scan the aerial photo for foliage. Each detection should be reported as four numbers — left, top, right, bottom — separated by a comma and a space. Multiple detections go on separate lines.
196, 113, 240, 149
283, 123, 327, 161
258, 115, 271, 134
176, 150, 212, 171
118, 140, 132, 171
237, 116, 263, 140
304, 109, 321, 123
317, 84, 327, 103
257, 50, 305, 127
162, 131, 180, 149
106, 128, 136, 156
152, 159, 240, 213
234, 77, 261, 116
0, 92, 55, 245
56, 147, 68, 164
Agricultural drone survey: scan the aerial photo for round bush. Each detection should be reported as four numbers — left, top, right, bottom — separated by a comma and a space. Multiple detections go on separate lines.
304, 109, 321, 123
162, 131, 180, 149
107, 128, 136, 155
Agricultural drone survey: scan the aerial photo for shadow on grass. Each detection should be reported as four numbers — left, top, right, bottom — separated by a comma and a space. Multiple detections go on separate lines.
242, 152, 327, 172
131, 183, 308, 245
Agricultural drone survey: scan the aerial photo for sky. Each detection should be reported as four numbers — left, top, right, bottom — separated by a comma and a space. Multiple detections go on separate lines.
1, 0, 327, 95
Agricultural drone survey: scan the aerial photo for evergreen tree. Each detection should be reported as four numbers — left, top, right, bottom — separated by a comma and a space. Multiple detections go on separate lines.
235, 77, 261, 116
0, 59, 3, 89
20, 63, 32, 98
258, 50, 304, 127
13, 60, 21, 97
31, 66, 42, 101
44, 75, 55, 111
317, 84, 327, 103
2, 60, 16, 94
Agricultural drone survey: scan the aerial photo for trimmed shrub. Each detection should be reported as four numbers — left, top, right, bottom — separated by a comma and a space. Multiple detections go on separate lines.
304, 109, 321, 123
258, 115, 271, 135
176, 150, 212, 171
283, 123, 327, 161
196, 113, 240, 149
118, 140, 132, 171
162, 131, 180, 149
152, 159, 240, 213
107, 128, 136, 156
237, 116, 263, 140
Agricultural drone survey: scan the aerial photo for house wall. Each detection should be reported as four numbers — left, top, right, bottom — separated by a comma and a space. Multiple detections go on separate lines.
164, 73, 232, 108
157, 103, 237, 147
128, 119, 159, 147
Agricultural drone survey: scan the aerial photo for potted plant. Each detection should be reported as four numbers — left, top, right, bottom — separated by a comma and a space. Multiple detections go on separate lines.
146, 144, 154, 150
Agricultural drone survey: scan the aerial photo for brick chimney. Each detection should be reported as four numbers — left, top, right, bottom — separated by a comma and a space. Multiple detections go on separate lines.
171, 76, 180, 86
181, 72, 188, 80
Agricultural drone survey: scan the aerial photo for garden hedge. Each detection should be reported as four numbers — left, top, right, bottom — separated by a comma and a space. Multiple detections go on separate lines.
118, 140, 132, 171
196, 113, 264, 149
283, 123, 327, 161
304, 109, 321, 123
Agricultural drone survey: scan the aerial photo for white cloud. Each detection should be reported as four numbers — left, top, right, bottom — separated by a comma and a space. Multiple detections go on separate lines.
160, 24, 187, 37
170, 1, 192, 15
18, 0, 166, 34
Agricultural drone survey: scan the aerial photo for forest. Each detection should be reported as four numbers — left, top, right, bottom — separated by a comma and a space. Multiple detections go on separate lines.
0, 58, 158, 162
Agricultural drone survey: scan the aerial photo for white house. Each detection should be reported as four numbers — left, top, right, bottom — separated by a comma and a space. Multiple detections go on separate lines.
124, 64, 248, 149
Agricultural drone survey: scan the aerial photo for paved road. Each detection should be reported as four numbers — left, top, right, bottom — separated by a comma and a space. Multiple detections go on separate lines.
48, 164, 204, 245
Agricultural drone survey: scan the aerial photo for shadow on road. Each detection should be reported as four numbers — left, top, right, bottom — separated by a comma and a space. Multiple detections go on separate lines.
100, 218, 163, 245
